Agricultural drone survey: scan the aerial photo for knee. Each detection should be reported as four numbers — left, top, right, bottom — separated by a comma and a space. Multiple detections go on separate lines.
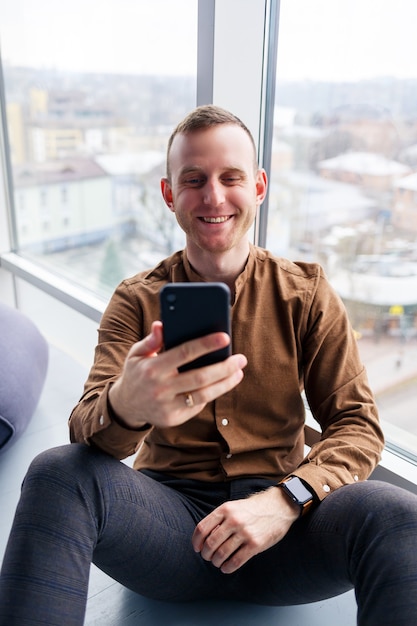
323, 480, 417, 541
359, 480, 417, 517
24, 443, 101, 488
14, 445, 110, 544
29, 443, 87, 470
343, 480, 417, 538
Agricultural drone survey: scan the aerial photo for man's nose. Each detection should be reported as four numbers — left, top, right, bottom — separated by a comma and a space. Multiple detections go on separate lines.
203, 180, 225, 206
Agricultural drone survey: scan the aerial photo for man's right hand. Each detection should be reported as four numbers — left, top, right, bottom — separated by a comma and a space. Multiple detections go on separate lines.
108, 320, 247, 429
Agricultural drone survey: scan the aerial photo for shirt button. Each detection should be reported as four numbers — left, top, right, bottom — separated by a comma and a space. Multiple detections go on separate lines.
221, 418, 229, 426
226, 453, 232, 459
323, 484, 331, 493
99, 415, 105, 426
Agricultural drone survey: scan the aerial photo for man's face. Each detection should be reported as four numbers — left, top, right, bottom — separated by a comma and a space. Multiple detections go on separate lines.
161, 124, 267, 255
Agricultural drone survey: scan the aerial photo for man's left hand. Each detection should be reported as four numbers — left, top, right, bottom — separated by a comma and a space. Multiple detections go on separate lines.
191, 486, 300, 574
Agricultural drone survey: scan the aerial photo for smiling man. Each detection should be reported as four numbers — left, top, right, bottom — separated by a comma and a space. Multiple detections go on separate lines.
1, 106, 417, 626
161, 114, 266, 282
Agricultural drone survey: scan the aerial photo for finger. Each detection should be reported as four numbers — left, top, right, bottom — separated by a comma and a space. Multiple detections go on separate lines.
201, 527, 239, 565
162, 331, 231, 373
195, 520, 248, 571
199, 524, 228, 562
192, 510, 225, 553
178, 351, 247, 390
220, 544, 254, 574
210, 535, 245, 570
177, 366, 244, 416
176, 355, 246, 409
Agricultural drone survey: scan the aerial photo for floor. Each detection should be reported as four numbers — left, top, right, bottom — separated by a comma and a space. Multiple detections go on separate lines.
0, 344, 357, 625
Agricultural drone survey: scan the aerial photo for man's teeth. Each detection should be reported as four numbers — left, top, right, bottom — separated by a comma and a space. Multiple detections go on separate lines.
201, 216, 230, 223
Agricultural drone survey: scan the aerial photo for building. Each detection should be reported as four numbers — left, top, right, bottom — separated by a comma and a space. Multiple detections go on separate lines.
318, 151, 410, 192
6, 102, 27, 165
13, 158, 113, 253
393, 172, 417, 233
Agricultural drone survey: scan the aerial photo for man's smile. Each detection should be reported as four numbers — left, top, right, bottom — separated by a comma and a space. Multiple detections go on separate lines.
199, 216, 232, 223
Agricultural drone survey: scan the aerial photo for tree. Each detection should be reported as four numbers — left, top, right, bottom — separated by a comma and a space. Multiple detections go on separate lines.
98, 238, 125, 294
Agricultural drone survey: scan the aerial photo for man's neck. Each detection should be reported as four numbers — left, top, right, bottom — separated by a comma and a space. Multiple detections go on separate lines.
185, 240, 250, 292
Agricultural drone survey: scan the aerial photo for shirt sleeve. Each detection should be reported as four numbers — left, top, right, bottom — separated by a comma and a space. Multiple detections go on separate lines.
291, 269, 385, 501
68, 280, 153, 459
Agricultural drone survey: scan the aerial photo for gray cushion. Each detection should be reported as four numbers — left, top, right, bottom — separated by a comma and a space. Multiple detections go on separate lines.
0, 303, 49, 452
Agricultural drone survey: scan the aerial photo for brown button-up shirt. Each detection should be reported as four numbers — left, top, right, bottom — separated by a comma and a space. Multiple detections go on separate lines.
69, 245, 384, 500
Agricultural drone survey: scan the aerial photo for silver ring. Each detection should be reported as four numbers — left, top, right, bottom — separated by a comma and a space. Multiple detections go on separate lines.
184, 393, 194, 408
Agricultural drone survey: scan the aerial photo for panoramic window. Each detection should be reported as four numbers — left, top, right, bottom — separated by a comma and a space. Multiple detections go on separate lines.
269, 0, 417, 458
1, 0, 197, 299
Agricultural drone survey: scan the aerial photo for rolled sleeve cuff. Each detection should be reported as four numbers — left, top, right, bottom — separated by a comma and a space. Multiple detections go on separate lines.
88, 383, 153, 459
291, 464, 361, 502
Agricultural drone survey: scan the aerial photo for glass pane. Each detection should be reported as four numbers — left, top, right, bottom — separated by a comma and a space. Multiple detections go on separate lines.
269, 0, 417, 458
1, 0, 197, 299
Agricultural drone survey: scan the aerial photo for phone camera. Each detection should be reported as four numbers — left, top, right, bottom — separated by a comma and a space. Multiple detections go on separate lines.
166, 293, 176, 311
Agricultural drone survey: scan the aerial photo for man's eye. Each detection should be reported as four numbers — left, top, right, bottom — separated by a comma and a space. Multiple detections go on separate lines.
185, 178, 203, 186
223, 176, 240, 184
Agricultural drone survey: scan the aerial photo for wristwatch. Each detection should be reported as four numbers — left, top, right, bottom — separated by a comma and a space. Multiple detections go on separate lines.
278, 476, 315, 516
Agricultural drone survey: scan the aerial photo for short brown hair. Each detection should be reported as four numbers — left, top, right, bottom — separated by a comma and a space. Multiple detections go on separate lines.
166, 105, 258, 180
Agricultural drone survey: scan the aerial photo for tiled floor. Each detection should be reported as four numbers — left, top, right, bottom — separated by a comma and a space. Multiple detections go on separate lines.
0, 344, 357, 625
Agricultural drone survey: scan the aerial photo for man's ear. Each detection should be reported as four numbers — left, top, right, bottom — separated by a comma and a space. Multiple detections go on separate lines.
255, 169, 268, 206
161, 178, 175, 212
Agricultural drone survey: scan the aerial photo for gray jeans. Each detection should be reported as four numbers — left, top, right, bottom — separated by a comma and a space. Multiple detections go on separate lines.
1, 444, 417, 625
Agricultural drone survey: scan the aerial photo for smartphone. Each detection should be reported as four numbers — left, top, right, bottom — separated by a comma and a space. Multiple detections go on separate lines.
160, 282, 231, 372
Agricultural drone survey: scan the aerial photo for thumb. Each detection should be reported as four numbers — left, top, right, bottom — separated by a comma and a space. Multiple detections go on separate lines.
130, 321, 163, 358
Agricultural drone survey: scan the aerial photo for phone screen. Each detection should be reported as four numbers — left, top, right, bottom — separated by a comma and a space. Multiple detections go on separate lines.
160, 282, 231, 372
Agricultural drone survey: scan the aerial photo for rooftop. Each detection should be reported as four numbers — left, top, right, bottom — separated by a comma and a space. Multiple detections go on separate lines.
13, 158, 109, 187
318, 151, 410, 177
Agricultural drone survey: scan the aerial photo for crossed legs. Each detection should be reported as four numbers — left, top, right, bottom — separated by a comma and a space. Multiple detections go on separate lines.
1, 444, 417, 626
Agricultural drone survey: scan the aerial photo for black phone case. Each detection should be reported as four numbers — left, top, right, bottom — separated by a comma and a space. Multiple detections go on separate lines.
160, 282, 231, 372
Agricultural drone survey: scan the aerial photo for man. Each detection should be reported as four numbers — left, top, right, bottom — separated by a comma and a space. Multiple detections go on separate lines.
1, 105, 417, 625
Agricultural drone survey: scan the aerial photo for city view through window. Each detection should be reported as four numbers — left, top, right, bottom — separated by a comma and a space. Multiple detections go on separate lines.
5, 66, 192, 296
1, 0, 196, 297
268, 0, 417, 456
1, 0, 417, 457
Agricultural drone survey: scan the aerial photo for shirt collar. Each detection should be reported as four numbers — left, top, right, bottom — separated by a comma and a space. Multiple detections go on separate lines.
178, 245, 257, 304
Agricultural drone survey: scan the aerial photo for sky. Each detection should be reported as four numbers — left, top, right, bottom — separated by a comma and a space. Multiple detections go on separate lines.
0, 0, 198, 76
277, 0, 417, 82
1, 0, 417, 81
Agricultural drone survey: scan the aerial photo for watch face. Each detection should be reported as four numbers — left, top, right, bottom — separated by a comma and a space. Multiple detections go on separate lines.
285, 477, 313, 504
